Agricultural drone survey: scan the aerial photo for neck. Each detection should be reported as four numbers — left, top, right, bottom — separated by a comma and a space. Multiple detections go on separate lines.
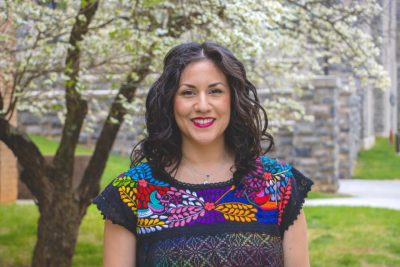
180, 138, 233, 167
171, 138, 235, 184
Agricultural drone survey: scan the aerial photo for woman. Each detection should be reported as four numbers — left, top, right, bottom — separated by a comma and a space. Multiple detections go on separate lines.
93, 41, 313, 267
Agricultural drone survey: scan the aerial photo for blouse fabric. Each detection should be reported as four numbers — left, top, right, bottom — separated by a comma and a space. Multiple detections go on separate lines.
93, 155, 313, 267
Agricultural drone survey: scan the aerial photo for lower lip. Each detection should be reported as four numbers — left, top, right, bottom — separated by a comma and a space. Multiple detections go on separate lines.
192, 120, 215, 128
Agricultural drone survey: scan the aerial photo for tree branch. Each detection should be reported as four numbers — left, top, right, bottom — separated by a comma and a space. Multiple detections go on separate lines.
78, 44, 155, 209
88, 15, 130, 30
53, 0, 99, 182
0, 92, 3, 111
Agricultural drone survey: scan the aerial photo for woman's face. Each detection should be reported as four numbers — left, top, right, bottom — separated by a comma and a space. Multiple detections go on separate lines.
174, 59, 231, 147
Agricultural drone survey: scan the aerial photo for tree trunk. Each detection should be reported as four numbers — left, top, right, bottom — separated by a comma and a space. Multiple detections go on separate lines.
32, 191, 82, 267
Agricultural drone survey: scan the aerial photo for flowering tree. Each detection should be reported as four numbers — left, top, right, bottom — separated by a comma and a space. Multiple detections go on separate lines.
0, 0, 388, 266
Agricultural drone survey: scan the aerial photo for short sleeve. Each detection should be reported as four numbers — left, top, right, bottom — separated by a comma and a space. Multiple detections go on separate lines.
278, 167, 313, 237
92, 174, 137, 236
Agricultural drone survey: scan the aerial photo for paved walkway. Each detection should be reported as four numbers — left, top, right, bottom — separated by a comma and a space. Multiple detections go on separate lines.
305, 179, 400, 210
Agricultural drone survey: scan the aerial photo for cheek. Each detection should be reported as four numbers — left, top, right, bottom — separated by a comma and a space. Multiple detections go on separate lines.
173, 98, 187, 121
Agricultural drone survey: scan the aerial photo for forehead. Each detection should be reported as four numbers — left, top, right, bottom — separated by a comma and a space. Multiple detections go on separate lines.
179, 59, 227, 85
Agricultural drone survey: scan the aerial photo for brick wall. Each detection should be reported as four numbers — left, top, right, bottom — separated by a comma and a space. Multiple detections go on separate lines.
0, 16, 18, 203
0, 144, 18, 203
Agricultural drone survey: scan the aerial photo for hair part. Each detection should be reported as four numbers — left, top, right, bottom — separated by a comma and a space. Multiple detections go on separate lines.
131, 41, 274, 183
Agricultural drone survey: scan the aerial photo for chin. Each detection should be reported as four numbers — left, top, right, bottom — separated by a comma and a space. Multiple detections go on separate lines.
195, 139, 216, 145
190, 135, 222, 145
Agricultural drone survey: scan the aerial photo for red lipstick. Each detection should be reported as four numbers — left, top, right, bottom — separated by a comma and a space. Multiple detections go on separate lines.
191, 117, 215, 128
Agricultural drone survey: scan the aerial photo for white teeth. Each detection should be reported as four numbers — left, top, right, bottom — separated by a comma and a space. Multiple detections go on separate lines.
193, 119, 213, 124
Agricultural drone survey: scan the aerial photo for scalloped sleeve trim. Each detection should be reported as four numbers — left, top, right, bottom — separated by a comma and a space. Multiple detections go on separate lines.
279, 167, 313, 238
92, 182, 137, 237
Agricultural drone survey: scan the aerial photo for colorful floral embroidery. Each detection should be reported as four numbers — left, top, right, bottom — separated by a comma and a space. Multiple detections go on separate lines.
111, 156, 293, 235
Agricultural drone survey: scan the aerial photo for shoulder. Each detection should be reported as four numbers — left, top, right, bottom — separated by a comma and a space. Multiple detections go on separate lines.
113, 162, 170, 187
259, 155, 292, 174
257, 155, 313, 194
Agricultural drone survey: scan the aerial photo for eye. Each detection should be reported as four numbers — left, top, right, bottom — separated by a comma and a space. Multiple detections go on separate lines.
180, 89, 195, 96
209, 88, 223, 94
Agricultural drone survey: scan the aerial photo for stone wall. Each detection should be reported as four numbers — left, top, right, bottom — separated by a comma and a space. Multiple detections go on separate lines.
359, 85, 376, 149
269, 76, 364, 190
373, 0, 398, 137
278, 77, 340, 192
338, 89, 362, 180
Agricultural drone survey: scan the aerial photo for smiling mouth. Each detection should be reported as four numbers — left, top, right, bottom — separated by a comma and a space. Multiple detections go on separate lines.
191, 118, 215, 128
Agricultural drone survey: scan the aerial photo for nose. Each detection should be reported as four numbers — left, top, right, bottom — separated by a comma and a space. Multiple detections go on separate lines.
194, 92, 211, 113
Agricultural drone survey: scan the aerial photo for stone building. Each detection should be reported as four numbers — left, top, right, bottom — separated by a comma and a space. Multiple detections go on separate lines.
374, 0, 398, 139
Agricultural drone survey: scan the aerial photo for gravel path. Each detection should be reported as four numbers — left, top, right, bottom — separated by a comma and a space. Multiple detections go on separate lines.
305, 179, 400, 210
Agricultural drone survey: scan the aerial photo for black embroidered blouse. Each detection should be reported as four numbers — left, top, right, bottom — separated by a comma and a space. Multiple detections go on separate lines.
93, 155, 313, 266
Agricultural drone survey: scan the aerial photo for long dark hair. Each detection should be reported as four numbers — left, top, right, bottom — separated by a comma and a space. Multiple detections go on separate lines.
131, 41, 274, 182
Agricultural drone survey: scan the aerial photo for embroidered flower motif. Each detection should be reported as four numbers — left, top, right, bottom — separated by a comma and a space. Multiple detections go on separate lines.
160, 192, 182, 206
263, 172, 272, 180
240, 177, 266, 199
139, 179, 148, 187
204, 202, 215, 211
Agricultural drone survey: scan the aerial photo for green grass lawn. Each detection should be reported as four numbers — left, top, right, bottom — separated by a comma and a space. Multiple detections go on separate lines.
99, 153, 131, 189
30, 134, 93, 155
307, 207, 400, 267
307, 191, 350, 199
0, 204, 104, 267
353, 137, 400, 179
1, 204, 399, 267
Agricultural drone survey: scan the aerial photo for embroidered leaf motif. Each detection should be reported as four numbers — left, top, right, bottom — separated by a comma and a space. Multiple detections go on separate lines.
125, 163, 170, 186
178, 189, 204, 205
113, 176, 136, 188
165, 187, 204, 208
137, 218, 168, 234
138, 218, 166, 227
167, 206, 204, 227
278, 178, 292, 225
215, 202, 257, 222
163, 188, 206, 227
118, 186, 138, 212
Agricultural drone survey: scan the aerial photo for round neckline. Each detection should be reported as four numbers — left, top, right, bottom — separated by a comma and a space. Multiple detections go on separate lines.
153, 161, 238, 189
167, 174, 236, 189
149, 156, 266, 190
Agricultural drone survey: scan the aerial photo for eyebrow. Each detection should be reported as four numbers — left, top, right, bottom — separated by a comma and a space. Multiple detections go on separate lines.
180, 82, 226, 88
